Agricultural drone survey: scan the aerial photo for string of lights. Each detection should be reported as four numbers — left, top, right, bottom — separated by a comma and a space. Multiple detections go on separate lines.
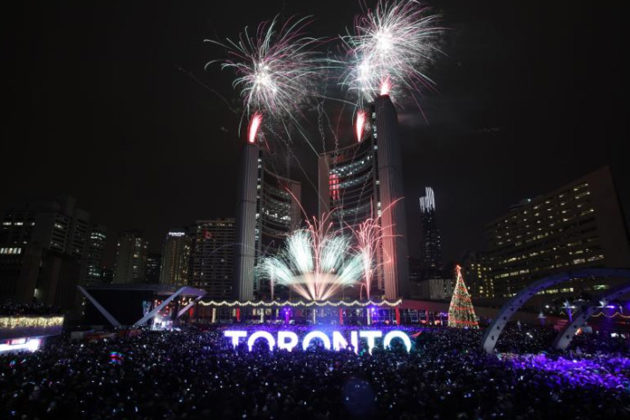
198, 299, 402, 308
0, 316, 64, 329
591, 312, 630, 319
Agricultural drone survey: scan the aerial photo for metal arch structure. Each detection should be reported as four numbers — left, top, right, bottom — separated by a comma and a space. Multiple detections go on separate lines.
79, 284, 206, 328
77, 286, 121, 327
133, 287, 206, 327
481, 268, 630, 354
552, 281, 630, 350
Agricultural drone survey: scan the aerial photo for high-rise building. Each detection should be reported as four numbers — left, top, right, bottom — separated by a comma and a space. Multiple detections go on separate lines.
485, 167, 630, 299
159, 230, 191, 286
235, 141, 301, 301
318, 95, 410, 300
318, 140, 377, 229
461, 251, 494, 299
0, 196, 92, 309
82, 224, 107, 285
191, 219, 236, 299
0, 196, 90, 257
146, 253, 161, 284
113, 231, 148, 284
419, 187, 442, 278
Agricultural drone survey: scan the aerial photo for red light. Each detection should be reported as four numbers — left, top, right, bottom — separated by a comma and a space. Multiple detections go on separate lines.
329, 173, 340, 200
380, 76, 391, 96
248, 112, 262, 144
355, 110, 366, 143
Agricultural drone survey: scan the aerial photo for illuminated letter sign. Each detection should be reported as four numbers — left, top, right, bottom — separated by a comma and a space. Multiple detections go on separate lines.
383, 330, 412, 352
277, 331, 299, 352
332, 331, 348, 351
302, 331, 331, 351
224, 330, 247, 348
223, 329, 411, 353
247, 331, 275, 351
359, 330, 383, 354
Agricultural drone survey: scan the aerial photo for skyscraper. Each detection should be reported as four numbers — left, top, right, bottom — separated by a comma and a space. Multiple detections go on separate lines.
419, 187, 442, 277
159, 230, 191, 286
113, 230, 148, 284
235, 141, 301, 301
82, 224, 107, 285
461, 251, 494, 299
0, 196, 92, 309
145, 253, 161, 284
318, 95, 410, 300
191, 219, 236, 299
485, 167, 630, 299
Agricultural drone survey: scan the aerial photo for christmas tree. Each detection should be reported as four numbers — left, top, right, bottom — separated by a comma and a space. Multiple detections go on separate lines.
448, 265, 479, 328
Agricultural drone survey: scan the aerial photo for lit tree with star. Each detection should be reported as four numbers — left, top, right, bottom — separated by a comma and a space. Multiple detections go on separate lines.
448, 265, 479, 329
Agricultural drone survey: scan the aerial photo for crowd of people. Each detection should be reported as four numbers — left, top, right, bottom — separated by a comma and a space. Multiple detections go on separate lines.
2, 322, 630, 419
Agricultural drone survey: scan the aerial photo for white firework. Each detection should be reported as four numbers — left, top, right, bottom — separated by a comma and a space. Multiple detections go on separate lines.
205, 16, 323, 120
341, 0, 443, 104
261, 214, 364, 301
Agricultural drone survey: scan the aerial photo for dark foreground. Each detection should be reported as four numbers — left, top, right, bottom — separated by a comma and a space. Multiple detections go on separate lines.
2, 326, 630, 419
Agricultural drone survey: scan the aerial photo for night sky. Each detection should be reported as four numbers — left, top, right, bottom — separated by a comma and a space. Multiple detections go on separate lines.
2, 1, 628, 267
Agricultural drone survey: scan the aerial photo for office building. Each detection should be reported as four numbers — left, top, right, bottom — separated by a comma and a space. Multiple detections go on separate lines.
191, 219, 236, 299
419, 187, 443, 277
318, 95, 410, 300
414, 276, 454, 301
0, 196, 91, 309
485, 167, 630, 299
113, 231, 148, 284
235, 140, 302, 300
159, 230, 191, 286
82, 224, 107, 285
461, 251, 494, 299
146, 253, 161, 284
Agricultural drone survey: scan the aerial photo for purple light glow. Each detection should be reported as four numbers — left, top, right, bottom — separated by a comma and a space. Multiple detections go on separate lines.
507, 354, 630, 390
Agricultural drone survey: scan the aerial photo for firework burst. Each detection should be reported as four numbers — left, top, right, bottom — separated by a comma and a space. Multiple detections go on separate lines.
261, 213, 364, 301
205, 16, 323, 123
341, 0, 443, 104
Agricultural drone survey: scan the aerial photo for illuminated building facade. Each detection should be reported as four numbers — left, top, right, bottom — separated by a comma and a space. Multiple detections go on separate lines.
83, 224, 107, 285
318, 95, 410, 300
159, 230, 191, 286
419, 187, 442, 277
0, 196, 93, 309
145, 253, 161, 284
235, 143, 302, 301
461, 251, 494, 299
113, 230, 148, 284
413, 276, 454, 301
485, 167, 630, 299
191, 219, 236, 299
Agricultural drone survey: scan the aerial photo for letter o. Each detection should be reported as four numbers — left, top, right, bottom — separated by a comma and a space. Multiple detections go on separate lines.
247, 331, 276, 351
277, 331, 299, 352
302, 330, 331, 351
383, 330, 412, 352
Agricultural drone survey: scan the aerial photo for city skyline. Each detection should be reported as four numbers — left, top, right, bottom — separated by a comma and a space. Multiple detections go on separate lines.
3, 3, 630, 418
1, 1, 628, 268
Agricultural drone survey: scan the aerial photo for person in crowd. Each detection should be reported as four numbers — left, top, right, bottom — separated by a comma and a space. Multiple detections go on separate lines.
1, 323, 628, 419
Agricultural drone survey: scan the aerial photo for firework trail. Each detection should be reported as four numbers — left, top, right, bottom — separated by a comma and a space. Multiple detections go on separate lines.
346, 199, 399, 300
340, 0, 443, 105
355, 109, 367, 142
